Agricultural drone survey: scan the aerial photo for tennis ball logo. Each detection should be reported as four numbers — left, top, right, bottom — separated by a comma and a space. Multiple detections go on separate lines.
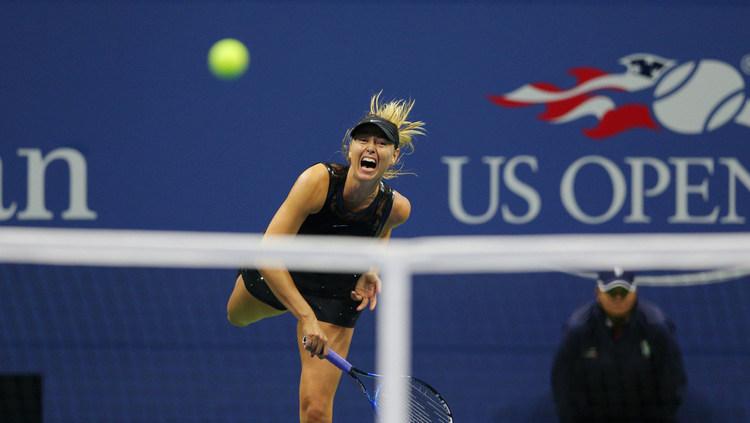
653, 60, 746, 134
208, 38, 250, 80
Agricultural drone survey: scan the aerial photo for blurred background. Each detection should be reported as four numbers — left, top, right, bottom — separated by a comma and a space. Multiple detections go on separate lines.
1, 1, 749, 421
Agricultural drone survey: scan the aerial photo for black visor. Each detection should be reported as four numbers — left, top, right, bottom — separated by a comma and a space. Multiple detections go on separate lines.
350, 115, 399, 148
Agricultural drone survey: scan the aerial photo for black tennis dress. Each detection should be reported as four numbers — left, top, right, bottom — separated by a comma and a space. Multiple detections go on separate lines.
239, 162, 395, 328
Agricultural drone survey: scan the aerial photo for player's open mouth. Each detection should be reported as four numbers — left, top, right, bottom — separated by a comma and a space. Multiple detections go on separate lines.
360, 157, 377, 169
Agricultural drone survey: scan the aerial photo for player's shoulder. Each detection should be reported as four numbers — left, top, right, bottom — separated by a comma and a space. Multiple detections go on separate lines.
288, 163, 331, 211
295, 163, 331, 188
389, 189, 411, 226
300, 162, 330, 178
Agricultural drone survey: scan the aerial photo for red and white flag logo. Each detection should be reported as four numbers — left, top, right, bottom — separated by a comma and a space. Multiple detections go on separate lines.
489, 53, 750, 139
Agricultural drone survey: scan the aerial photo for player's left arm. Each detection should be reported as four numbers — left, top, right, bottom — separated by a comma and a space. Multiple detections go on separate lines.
351, 191, 411, 311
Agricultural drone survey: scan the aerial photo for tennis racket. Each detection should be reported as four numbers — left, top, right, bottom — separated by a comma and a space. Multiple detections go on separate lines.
304, 337, 453, 422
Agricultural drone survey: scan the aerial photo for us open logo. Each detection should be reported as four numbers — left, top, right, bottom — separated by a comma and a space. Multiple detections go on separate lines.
489, 53, 750, 139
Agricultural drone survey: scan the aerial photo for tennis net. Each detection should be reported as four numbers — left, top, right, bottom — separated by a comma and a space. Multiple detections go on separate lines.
1, 227, 749, 422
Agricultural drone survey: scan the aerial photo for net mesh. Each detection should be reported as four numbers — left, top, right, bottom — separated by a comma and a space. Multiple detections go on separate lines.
1, 228, 749, 422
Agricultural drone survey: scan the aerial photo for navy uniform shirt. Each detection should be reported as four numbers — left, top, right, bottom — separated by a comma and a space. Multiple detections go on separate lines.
551, 300, 687, 422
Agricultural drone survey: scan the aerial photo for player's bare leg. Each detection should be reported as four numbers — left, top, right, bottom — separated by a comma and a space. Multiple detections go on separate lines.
297, 322, 354, 423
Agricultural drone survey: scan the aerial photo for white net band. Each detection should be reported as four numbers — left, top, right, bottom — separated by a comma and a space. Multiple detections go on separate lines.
2, 227, 750, 273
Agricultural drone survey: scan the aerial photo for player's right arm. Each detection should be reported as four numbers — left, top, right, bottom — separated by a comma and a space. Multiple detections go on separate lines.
259, 163, 329, 356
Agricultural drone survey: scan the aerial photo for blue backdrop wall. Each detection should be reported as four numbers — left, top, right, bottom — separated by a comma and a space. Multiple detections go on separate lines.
1, 1, 749, 422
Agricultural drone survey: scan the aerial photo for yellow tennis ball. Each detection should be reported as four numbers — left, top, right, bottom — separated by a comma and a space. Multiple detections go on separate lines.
207, 38, 250, 80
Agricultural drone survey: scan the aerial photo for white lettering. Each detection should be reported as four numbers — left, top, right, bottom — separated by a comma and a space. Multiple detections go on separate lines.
719, 157, 750, 224
668, 158, 719, 224
624, 157, 670, 223
501, 155, 541, 224
561, 155, 626, 224
444, 155, 747, 226
443, 156, 504, 224
17, 148, 97, 220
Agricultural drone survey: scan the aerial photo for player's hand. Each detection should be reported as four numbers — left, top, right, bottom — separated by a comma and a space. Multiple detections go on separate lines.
301, 318, 327, 359
352, 271, 381, 312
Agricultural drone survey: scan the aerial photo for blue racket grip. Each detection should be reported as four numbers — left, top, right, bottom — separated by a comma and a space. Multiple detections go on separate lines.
325, 349, 353, 373
301, 336, 352, 373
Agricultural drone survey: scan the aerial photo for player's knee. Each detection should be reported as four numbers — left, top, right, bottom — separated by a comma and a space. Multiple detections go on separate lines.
300, 395, 332, 423
300, 405, 330, 423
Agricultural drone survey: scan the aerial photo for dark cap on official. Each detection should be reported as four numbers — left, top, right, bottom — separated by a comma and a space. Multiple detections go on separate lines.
597, 268, 636, 293
350, 115, 400, 148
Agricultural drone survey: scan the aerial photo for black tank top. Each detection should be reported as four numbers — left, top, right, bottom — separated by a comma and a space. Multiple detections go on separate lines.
298, 163, 394, 237
291, 162, 394, 297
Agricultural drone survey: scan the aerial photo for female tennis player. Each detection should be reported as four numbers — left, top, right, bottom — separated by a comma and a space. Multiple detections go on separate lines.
226, 92, 425, 423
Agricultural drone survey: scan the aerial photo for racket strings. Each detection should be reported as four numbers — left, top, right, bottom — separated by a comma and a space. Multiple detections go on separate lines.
372, 380, 450, 423
407, 385, 452, 423
364, 374, 452, 422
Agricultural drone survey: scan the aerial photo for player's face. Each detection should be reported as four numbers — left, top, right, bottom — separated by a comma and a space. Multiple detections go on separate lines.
596, 288, 637, 320
348, 130, 399, 180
